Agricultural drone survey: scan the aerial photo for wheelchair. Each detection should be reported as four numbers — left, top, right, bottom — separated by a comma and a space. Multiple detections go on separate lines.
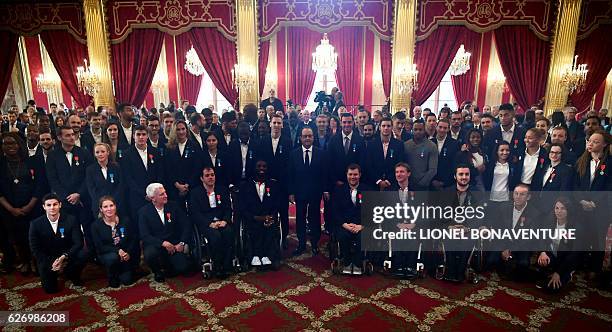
382, 239, 426, 279
190, 223, 244, 279
329, 230, 374, 276
434, 239, 485, 284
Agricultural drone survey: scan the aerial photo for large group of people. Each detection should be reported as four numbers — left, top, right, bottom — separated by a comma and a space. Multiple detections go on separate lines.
0, 92, 610, 294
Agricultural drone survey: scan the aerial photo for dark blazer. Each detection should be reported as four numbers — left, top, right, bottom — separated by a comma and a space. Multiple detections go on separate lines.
363, 136, 404, 186
30, 147, 51, 196
538, 217, 579, 277
46, 146, 93, 200
256, 134, 293, 186
138, 201, 191, 248
79, 131, 97, 155
494, 201, 542, 249
574, 155, 612, 192
431, 136, 459, 188
393, 129, 412, 142
483, 124, 526, 159
117, 122, 136, 147
91, 217, 137, 257
483, 160, 519, 193
332, 183, 371, 226
163, 139, 203, 199
85, 161, 124, 215
228, 138, 258, 185
288, 145, 330, 201
530, 162, 573, 192
201, 149, 232, 187
29, 214, 84, 266
0, 156, 43, 208
239, 179, 280, 225
570, 137, 586, 159
188, 128, 206, 154
188, 184, 232, 227
511, 148, 549, 189
328, 131, 366, 184
314, 131, 333, 150
148, 136, 168, 157
213, 127, 238, 153
121, 146, 164, 212
1, 121, 26, 135
566, 121, 585, 144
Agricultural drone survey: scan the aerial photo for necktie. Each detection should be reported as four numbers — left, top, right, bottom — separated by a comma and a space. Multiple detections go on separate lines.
305, 149, 310, 166
344, 137, 350, 154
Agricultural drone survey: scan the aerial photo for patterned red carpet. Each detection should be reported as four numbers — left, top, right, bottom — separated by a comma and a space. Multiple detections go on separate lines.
1, 234, 612, 332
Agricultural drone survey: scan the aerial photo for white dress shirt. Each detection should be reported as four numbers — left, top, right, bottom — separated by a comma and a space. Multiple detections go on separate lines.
136, 146, 148, 170
302, 146, 311, 165
191, 130, 202, 148
271, 136, 280, 155
66, 151, 73, 166
255, 182, 265, 202
350, 187, 358, 205
512, 203, 527, 229
28, 144, 38, 157
101, 166, 108, 180
155, 207, 165, 225
520, 148, 540, 184
48, 217, 59, 234
436, 136, 446, 153
207, 191, 217, 208
123, 124, 133, 145
501, 124, 515, 144
590, 158, 599, 184
490, 162, 510, 202
178, 141, 187, 156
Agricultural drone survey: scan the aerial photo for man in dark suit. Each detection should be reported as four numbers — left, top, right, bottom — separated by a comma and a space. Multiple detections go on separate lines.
121, 126, 165, 225
139, 183, 192, 282
483, 103, 526, 159
550, 126, 577, 165
391, 112, 412, 142
117, 103, 136, 147
431, 119, 459, 190
29, 194, 87, 293
188, 168, 235, 277
256, 114, 292, 248
572, 115, 602, 158
80, 111, 103, 154
449, 111, 467, 145
1, 110, 25, 137
214, 112, 238, 153
512, 128, 549, 188
228, 121, 258, 186
240, 160, 281, 268
288, 127, 330, 256
31, 128, 54, 196
260, 88, 285, 113
46, 126, 94, 247
333, 164, 371, 274
563, 106, 584, 145
189, 112, 206, 153
486, 184, 541, 280
363, 117, 404, 190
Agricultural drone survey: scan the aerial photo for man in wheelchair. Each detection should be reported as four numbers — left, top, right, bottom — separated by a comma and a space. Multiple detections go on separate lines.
189, 167, 235, 278
332, 164, 372, 275
239, 159, 282, 270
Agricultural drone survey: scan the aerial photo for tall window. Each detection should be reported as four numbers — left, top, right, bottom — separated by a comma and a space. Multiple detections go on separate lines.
421, 69, 457, 113
305, 71, 338, 111
196, 71, 232, 113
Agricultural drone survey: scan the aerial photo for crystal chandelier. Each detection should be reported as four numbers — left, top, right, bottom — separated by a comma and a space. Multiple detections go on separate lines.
150, 71, 166, 94
449, 44, 471, 76
561, 55, 588, 94
232, 63, 256, 92
396, 62, 418, 94
184, 46, 205, 76
312, 33, 337, 74
489, 72, 509, 92
35, 73, 58, 94
76, 59, 101, 97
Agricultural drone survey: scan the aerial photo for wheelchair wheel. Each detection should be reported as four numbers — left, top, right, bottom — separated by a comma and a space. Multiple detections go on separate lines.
202, 262, 213, 279
191, 225, 203, 267
331, 259, 341, 275
435, 265, 446, 280
363, 261, 374, 276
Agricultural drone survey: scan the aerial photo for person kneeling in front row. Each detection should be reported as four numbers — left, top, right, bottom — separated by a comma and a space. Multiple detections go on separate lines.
139, 183, 192, 282
29, 193, 88, 293
91, 196, 136, 288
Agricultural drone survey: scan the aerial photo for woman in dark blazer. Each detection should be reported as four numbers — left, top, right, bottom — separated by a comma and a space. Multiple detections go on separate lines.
86, 143, 124, 217
102, 121, 130, 162
0, 133, 42, 275
91, 196, 136, 288
573, 130, 612, 275
163, 120, 203, 203
201, 131, 231, 187
483, 141, 518, 203
455, 129, 488, 191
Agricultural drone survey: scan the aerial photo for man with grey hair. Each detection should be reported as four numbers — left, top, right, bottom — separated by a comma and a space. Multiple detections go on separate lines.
138, 183, 192, 282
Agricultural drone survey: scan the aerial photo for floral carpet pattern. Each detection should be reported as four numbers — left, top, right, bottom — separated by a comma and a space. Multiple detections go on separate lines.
1, 232, 612, 332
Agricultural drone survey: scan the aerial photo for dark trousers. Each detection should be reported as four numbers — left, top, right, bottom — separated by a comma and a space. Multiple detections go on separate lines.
248, 220, 280, 261
535, 253, 572, 290
336, 228, 363, 266
295, 198, 322, 249
278, 188, 289, 243
62, 202, 94, 255
143, 245, 190, 276
98, 252, 133, 284
486, 250, 530, 274
444, 251, 471, 282
37, 249, 88, 293
201, 225, 235, 271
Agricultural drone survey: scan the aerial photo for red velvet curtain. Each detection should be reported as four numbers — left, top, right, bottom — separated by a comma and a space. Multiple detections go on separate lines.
0, 31, 19, 103
413, 26, 464, 106
494, 26, 550, 111
40, 30, 92, 108
259, 40, 270, 97
189, 28, 238, 107
111, 29, 164, 106
175, 32, 203, 105
451, 29, 482, 106
380, 39, 392, 99
571, 24, 612, 115
329, 26, 364, 106
287, 27, 321, 106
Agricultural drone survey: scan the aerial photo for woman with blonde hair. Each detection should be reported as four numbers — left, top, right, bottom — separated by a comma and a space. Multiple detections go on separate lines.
86, 142, 124, 217
91, 196, 135, 288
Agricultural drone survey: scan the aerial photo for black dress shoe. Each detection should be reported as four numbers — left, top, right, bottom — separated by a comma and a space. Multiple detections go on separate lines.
109, 278, 120, 288
292, 247, 305, 256
154, 273, 165, 282
311, 247, 319, 256
71, 278, 84, 286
